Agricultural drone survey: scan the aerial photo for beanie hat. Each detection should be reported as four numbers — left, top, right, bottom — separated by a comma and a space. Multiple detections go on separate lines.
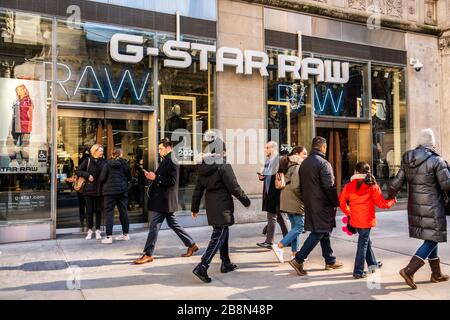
417, 128, 436, 148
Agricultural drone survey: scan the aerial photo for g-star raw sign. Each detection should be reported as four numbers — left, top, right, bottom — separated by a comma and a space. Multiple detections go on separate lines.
110, 33, 350, 84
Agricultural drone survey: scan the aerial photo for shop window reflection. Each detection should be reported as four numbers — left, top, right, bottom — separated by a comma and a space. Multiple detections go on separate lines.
0, 10, 52, 223
371, 66, 407, 198
158, 56, 214, 213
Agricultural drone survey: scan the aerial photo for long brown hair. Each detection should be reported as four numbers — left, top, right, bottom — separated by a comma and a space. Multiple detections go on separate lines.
354, 162, 377, 190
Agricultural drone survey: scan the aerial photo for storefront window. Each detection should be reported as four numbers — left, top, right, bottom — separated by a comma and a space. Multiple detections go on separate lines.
314, 62, 366, 118
266, 48, 313, 153
56, 21, 155, 106
371, 65, 407, 197
158, 40, 215, 212
0, 10, 53, 223
88, 0, 217, 21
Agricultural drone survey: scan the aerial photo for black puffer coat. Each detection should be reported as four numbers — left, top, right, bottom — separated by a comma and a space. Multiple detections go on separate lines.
191, 156, 251, 226
389, 146, 450, 243
299, 149, 339, 233
77, 156, 106, 196
99, 158, 132, 196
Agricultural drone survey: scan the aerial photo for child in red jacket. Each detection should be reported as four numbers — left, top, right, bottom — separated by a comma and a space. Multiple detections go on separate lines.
339, 162, 397, 279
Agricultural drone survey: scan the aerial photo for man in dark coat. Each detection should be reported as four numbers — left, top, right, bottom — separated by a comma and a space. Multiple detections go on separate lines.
288, 136, 343, 276
134, 138, 199, 264
256, 141, 288, 248
389, 128, 450, 289
191, 141, 251, 283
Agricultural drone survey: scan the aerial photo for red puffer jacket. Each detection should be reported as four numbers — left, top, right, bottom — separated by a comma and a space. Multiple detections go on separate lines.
339, 175, 396, 228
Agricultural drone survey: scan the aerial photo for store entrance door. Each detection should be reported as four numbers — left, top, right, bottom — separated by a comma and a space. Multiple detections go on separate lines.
56, 108, 156, 231
316, 120, 371, 192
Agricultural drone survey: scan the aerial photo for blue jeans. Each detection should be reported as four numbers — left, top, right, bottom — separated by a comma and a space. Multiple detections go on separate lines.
415, 240, 438, 260
354, 228, 377, 276
280, 214, 305, 252
295, 231, 336, 264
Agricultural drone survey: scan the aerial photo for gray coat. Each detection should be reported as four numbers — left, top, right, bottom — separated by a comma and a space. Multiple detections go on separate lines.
280, 158, 305, 215
389, 146, 450, 243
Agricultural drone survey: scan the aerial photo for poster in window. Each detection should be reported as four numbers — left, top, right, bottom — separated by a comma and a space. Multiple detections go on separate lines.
0, 78, 48, 174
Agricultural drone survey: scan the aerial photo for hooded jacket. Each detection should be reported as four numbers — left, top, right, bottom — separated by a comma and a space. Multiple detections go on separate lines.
339, 174, 396, 228
99, 158, 132, 196
191, 155, 251, 226
280, 155, 305, 215
389, 146, 450, 242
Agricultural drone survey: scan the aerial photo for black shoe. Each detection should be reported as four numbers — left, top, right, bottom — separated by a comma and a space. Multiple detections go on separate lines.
193, 265, 211, 283
221, 262, 237, 273
256, 242, 272, 249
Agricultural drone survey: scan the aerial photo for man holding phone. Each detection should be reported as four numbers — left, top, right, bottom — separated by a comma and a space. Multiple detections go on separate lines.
257, 141, 288, 249
134, 138, 199, 264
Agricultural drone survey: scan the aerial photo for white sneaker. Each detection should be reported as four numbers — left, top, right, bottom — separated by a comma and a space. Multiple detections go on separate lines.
85, 229, 93, 240
115, 234, 130, 241
95, 230, 102, 240
272, 244, 284, 263
101, 236, 113, 244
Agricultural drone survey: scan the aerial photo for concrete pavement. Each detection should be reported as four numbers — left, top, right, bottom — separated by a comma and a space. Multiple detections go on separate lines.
0, 210, 449, 300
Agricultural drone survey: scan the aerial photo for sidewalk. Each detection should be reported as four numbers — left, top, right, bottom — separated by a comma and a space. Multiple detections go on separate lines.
0, 210, 449, 300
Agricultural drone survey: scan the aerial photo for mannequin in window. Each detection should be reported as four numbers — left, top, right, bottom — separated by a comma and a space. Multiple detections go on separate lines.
165, 104, 187, 136
268, 107, 280, 141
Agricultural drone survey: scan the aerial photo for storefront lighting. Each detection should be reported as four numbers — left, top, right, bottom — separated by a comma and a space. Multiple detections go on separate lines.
373, 71, 378, 77
384, 71, 390, 78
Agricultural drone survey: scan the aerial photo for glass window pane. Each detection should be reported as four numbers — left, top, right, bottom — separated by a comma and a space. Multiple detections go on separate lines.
57, 21, 155, 106
0, 10, 52, 223
371, 65, 407, 198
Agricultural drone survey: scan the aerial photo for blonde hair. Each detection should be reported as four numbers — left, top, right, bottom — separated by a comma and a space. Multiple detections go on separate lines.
90, 144, 103, 158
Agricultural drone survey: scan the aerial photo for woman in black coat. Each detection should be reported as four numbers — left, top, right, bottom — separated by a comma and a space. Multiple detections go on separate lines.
99, 147, 132, 244
191, 144, 251, 283
389, 128, 450, 289
77, 144, 106, 240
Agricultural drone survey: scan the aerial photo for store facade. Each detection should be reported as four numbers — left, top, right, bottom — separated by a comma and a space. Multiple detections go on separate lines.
2, 0, 441, 244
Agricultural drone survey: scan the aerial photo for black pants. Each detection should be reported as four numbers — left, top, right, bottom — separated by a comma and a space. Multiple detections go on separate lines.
85, 195, 102, 230
104, 194, 129, 236
143, 211, 195, 256
8, 132, 30, 162
200, 226, 230, 269
77, 192, 86, 226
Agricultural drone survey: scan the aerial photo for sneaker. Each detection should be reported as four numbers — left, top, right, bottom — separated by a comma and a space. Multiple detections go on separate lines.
85, 229, 93, 240
221, 262, 237, 273
288, 259, 308, 276
115, 234, 130, 241
101, 236, 113, 244
193, 265, 212, 283
368, 261, 383, 273
353, 272, 367, 279
272, 244, 284, 263
256, 242, 272, 249
95, 230, 102, 240
325, 261, 344, 270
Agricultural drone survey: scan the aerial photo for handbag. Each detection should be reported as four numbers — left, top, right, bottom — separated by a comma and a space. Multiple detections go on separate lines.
73, 158, 90, 193
275, 172, 286, 190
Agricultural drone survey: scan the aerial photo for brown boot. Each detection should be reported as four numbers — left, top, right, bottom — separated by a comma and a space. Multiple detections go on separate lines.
288, 259, 308, 276
182, 244, 199, 257
429, 257, 449, 283
399, 256, 425, 289
134, 254, 154, 265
